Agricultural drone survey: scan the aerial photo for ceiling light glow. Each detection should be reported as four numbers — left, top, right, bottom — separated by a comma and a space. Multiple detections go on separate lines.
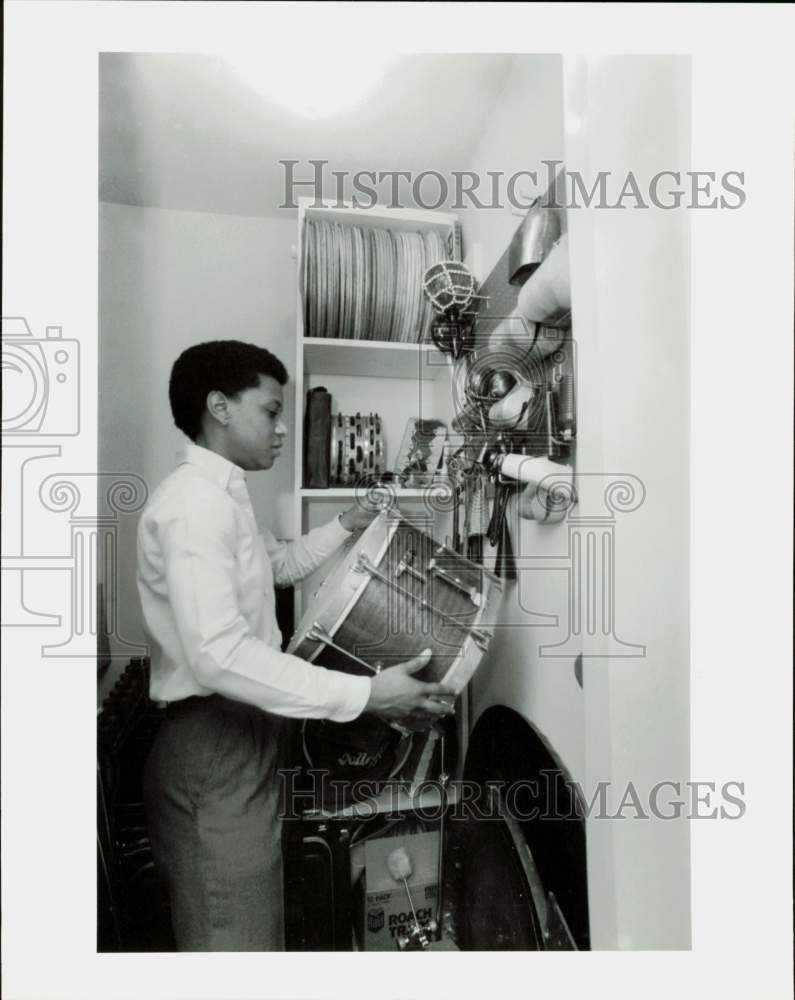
223, 51, 398, 119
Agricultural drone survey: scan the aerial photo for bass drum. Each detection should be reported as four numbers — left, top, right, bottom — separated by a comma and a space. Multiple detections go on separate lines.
289, 509, 502, 796
301, 714, 413, 786
444, 810, 546, 950
441, 794, 579, 951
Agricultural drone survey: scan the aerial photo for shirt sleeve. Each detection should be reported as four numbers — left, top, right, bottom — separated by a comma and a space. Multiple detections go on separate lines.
158, 496, 369, 721
264, 514, 352, 587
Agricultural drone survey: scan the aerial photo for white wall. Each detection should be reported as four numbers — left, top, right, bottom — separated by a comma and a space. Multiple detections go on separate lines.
99, 203, 298, 669
564, 55, 691, 950
463, 54, 691, 950
459, 54, 566, 280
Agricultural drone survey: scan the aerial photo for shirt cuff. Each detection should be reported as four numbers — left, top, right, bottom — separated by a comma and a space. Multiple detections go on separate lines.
324, 673, 372, 723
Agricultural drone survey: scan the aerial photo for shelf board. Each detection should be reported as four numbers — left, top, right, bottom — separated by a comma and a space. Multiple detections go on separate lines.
302, 338, 451, 381
301, 199, 458, 235
300, 486, 449, 501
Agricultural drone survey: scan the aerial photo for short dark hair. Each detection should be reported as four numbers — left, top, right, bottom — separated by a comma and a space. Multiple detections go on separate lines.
169, 340, 288, 441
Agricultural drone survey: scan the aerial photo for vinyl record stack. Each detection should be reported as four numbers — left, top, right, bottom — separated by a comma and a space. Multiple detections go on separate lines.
303, 219, 453, 342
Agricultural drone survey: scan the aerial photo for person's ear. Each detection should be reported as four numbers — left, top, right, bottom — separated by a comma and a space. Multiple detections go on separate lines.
206, 390, 230, 427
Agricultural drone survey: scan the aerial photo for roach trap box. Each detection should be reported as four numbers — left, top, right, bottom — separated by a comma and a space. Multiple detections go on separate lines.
363, 831, 440, 951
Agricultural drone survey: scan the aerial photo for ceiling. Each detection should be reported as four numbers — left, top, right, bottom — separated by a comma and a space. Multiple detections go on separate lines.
99, 53, 518, 218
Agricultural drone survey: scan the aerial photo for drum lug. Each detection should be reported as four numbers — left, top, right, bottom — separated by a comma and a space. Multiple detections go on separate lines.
306, 621, 382, 678
355, 553, 374, 575
428, 558, 482, 607
395, 549, 427, 585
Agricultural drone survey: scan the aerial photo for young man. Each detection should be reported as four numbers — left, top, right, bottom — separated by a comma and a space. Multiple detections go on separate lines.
137, 340, 453, 951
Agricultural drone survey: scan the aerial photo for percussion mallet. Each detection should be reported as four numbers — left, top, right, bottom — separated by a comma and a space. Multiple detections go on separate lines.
387, 846, 430, 951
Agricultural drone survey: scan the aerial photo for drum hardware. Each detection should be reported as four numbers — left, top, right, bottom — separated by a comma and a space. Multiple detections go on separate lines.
433, 540, 490, 571
397, 921, 440, 951
387, 846, 432, 951
306, 621, 381, 674
394, 549, 482, 607
394, 549, 426, 585
304, 622, 410, 738
290, 512, 501, 790
427, 559, 482, 607
544, 386, 555, 457
353, 552, 491, 648
427, 729, 449, 938
436, 775, 449, 910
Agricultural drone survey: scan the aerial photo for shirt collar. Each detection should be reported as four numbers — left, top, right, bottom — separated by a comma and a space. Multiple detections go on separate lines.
177, 442, 246, 493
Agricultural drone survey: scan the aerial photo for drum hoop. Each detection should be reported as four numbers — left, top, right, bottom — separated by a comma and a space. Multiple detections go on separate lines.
322, 514, 399, 655
438, 572, 501, 691
288, 510, 401, 662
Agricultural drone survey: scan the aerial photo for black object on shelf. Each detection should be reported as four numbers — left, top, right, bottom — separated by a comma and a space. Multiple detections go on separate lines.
304, 387, 332, 488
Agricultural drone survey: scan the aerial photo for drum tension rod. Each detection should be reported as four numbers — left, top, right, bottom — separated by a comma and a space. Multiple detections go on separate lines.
305, 622, 410, 736
355, 553, 491, 647
428, 559, 482, 607
394, 548, 427, 585
396, 549, 483, 608
306, 622, 383, 675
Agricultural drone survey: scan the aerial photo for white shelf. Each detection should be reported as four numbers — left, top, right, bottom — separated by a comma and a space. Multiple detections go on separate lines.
301, 199, 458, 236
294, 199, 459, 618
300, 486, 450, 501
302, 337, 451, 381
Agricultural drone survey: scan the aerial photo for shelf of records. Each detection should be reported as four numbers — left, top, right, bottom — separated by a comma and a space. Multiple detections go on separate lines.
299, 201, 461, 344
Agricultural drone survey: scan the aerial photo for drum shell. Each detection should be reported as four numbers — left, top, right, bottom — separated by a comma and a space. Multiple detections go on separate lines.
290, 512, 502, 792
290, 514, 502, 691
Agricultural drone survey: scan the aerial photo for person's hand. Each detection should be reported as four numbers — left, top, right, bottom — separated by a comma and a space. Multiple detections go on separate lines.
365, 649, 456, 723
339, 504, 379, 533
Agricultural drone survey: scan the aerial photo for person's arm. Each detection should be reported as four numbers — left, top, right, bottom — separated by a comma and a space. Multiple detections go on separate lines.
159, 493, 369, 721
265, 506, 377, 587
264, 515, 352, 588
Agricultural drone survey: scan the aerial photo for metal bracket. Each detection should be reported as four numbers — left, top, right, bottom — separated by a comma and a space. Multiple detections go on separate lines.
306, 621, 380, 675
394, 548, 427, 585
428, 558, 482, 607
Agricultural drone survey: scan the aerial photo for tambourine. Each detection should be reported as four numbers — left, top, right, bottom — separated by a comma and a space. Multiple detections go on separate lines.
330, 412, 385, 486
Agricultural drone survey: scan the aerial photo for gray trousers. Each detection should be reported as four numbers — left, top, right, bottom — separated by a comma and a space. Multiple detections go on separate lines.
143, 694, 286, 951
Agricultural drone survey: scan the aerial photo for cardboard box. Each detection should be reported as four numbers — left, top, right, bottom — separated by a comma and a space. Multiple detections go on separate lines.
363, 831, 439, 951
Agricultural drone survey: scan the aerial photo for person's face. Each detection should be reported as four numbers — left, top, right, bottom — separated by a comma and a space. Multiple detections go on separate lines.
225, 375, 287, 471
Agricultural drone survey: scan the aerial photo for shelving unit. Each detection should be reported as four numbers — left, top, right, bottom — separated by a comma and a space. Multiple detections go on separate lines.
300, 487, 450, 501
292, 198, 461, 621
302, 337, 451, 382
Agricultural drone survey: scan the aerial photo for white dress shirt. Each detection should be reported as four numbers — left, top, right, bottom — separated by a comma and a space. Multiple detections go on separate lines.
136, 443, 371, 722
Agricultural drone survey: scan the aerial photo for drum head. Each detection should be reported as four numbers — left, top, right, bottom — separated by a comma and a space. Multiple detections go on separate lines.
445, 813, 546, 951
302, 716, 413, 800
